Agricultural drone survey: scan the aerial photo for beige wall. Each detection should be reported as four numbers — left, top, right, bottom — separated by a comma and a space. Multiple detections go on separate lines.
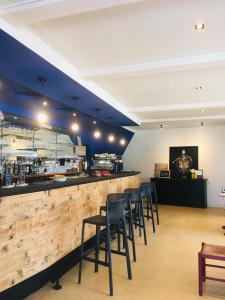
123, 125, 225, 207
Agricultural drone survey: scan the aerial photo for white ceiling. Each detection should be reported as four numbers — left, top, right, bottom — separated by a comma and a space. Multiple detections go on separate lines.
1, 0, 225, 130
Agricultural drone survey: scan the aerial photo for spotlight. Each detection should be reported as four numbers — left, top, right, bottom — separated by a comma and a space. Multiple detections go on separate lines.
195, 23, 205, 30
120, 139, 126, 145
108, 134, 115, 143
37, 112, 47, 123
43, 101, 48, 106
93, 120, 97, 125
71, 122, 79, 132
72, 113, 77, 117
94, 129, 101, 139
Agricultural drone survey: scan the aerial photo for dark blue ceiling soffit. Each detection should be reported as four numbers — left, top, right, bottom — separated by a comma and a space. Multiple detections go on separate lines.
0, 29, 138, 127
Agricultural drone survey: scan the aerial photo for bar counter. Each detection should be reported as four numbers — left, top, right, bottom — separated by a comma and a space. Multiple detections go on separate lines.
0, 171, 140, 299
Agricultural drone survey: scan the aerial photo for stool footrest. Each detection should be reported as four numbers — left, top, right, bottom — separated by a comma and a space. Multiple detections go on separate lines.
81, 256, 109, 267
204, 276, 225, 283
98, 246, 126, 256
205, 263, 225, 269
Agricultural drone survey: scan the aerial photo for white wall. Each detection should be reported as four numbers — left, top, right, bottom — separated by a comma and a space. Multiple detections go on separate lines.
123, 125, 225, 207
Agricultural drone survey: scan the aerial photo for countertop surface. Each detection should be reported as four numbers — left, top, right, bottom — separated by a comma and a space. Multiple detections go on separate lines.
0, 171, 140, 197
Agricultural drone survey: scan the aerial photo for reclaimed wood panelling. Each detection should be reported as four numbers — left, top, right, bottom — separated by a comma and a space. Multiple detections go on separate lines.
0, 174, 140, 292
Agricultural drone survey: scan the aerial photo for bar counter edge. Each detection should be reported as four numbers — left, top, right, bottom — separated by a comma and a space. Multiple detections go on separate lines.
0, 171, 140, 197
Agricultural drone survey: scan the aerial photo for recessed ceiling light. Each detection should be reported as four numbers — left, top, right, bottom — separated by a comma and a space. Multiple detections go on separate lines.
195, 23, 205, 30
195, 86, 203, 90
43, 101, 48, 106
93, 120, 97, 124
72, 113, 76, 117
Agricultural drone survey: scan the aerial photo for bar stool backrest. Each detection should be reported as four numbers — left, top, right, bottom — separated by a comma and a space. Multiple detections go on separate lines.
140, 184, 150, 199
107, 192, 131, 210
106, 196, 126, 225
124, 188, 141, 204
141, 182, 156, 193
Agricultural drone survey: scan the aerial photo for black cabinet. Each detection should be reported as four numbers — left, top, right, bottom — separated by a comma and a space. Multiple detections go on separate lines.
151, 178, 207, 208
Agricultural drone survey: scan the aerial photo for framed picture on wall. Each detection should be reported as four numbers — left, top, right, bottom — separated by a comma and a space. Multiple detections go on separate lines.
169, 146, 198, 179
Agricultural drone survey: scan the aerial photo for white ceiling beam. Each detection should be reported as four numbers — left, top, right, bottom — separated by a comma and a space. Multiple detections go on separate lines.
0, 18, 140, 125
2, 0, 143, 24
80, 52, 225, 78
128, 100, 225, 113
141, 115, 225, 124
0, 0, 62, 15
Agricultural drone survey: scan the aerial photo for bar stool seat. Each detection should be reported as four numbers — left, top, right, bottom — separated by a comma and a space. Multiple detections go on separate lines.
84, 215, 106, 226
201, 243, 225, 257
198, 242, 225, 296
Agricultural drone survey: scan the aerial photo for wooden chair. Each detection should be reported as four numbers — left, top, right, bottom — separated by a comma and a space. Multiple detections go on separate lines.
198, 242, 225, 296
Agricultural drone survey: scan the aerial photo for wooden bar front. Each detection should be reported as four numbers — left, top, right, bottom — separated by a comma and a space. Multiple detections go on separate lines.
0, 174, 140, 293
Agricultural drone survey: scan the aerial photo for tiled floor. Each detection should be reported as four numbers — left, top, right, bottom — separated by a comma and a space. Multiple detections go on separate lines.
26, 205, 225, 299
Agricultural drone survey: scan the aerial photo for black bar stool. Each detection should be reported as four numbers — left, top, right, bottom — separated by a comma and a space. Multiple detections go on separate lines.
143, 182, 160, 225
124, 188, 147, 245
140, 183, 156, 233
100, 192, 137, 262
78, 195, 132, 296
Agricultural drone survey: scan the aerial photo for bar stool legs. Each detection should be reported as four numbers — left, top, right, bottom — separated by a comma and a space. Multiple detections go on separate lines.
78, 221, 85, 284
106, 224, 113, 296
153, 192, 160, 225
140, 199, 147, 245
95, 225, 100, 273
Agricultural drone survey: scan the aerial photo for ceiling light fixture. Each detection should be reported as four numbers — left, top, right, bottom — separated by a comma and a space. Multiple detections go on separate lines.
94, 129, 101, 139
37, 112, 47, 123
201, 109, 206, 113
120, 139, 126, 146
93, 120, 97, 124
43, 101, 48, 106
71, 122, 79, 132
72, 113, 77, 117
93, 108, 102, 139
195, 86, 203, 90
108, 134, 115, 143
195, 23, 205, 30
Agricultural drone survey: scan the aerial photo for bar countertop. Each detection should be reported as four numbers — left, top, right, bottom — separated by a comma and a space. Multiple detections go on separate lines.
0, 171, 140, 197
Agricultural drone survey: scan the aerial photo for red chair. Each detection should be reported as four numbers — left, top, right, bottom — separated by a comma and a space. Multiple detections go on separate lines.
198, 242, 225, 296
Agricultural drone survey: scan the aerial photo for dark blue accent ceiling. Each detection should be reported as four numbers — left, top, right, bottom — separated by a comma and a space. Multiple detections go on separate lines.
0, 29, 136, 157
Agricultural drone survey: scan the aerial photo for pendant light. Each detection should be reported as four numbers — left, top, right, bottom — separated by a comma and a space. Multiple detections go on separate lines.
93, 108, 102, 139
37, 77, 48, 123
70, 96, 80, 132
108, 134, 115, 143
120, 138, 126, 146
